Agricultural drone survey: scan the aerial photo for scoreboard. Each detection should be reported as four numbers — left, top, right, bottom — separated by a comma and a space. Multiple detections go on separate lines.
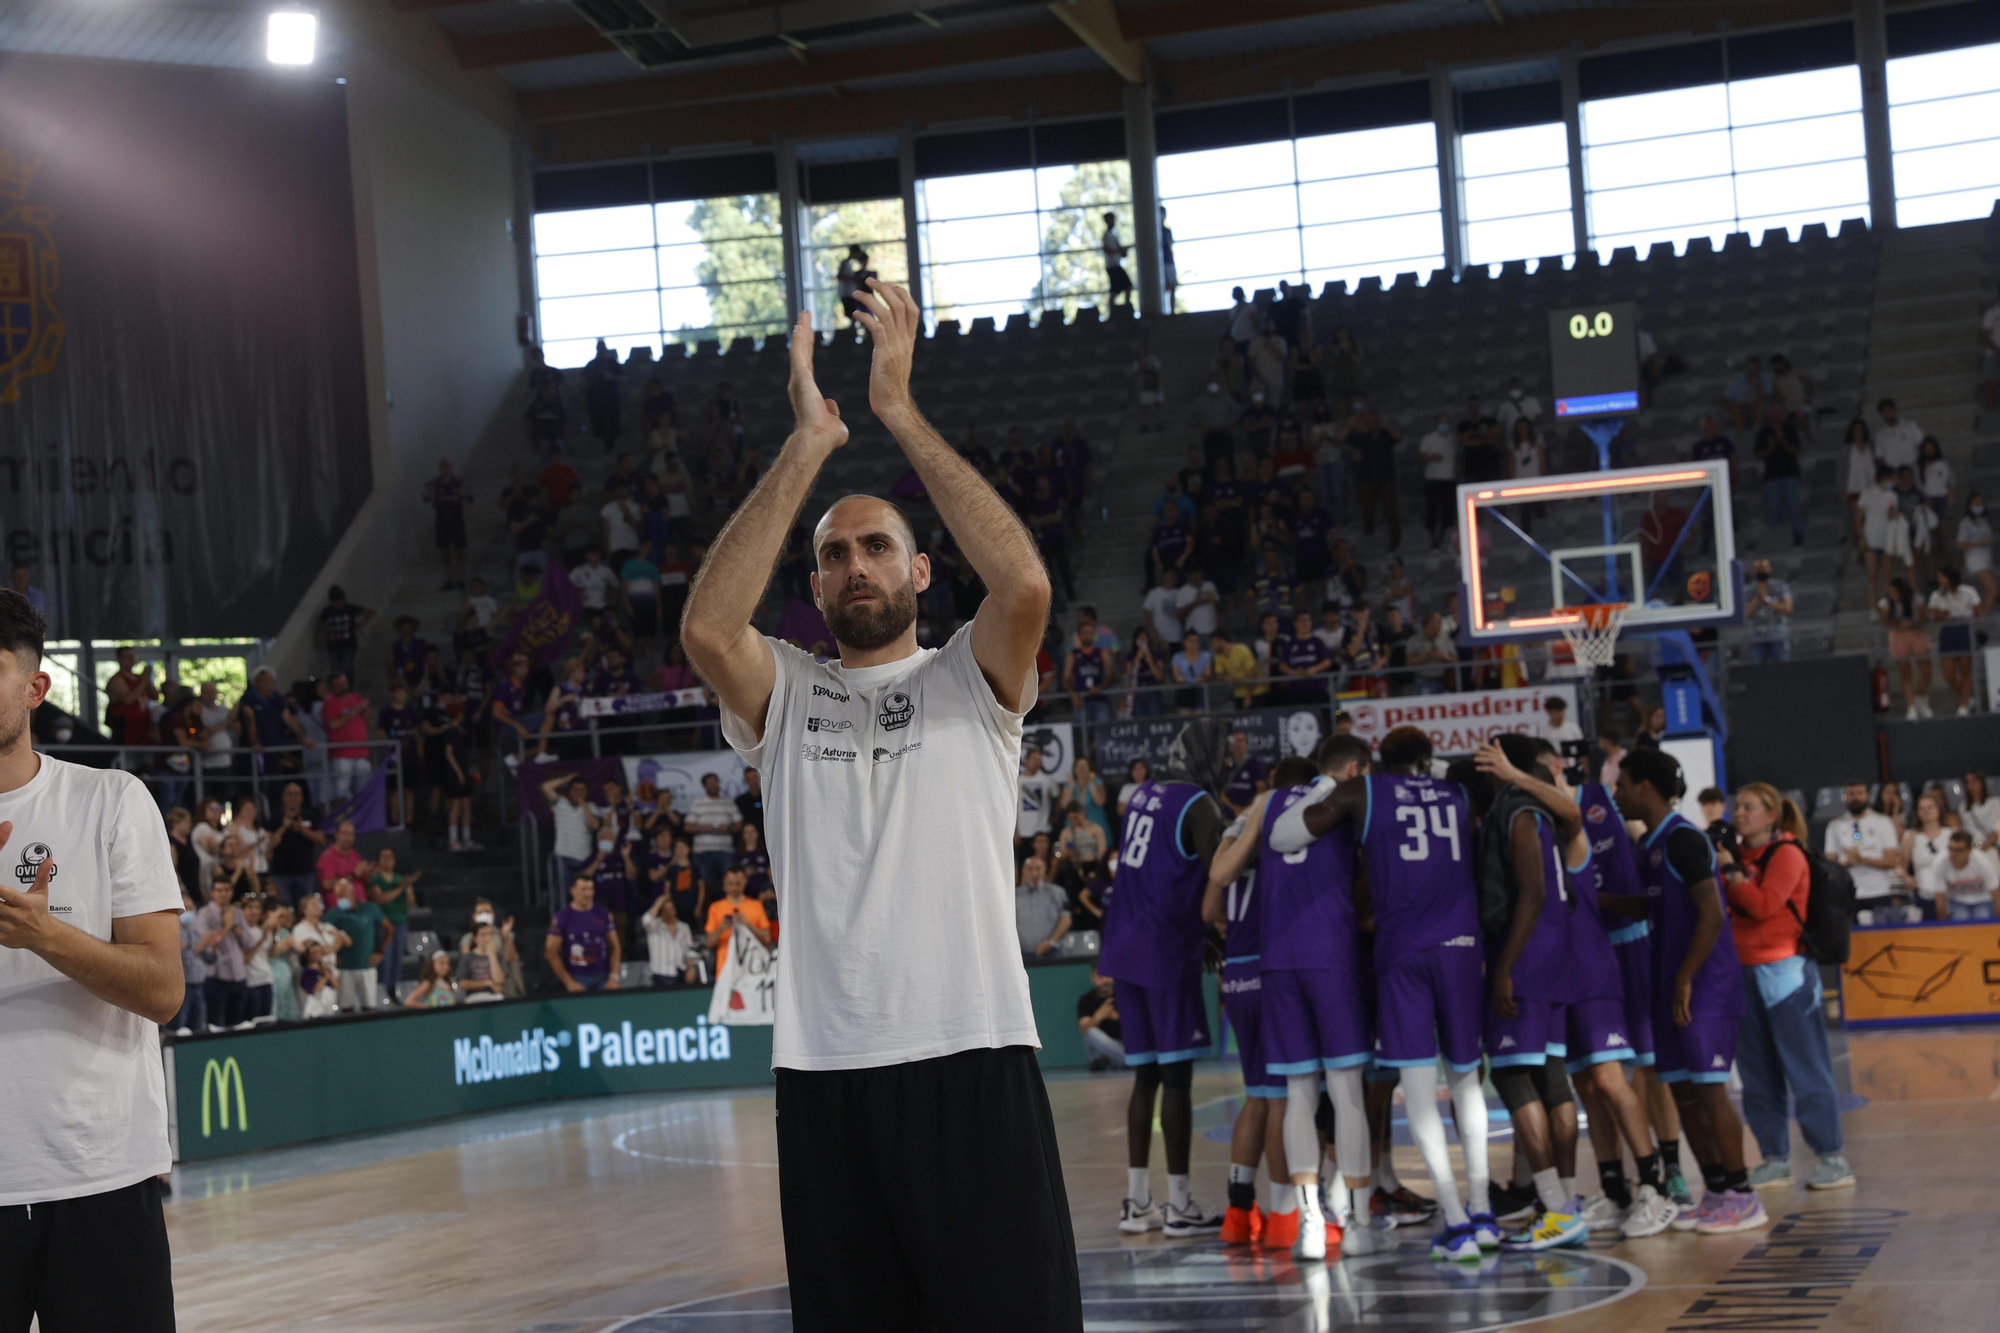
1548, 302, 1638, 418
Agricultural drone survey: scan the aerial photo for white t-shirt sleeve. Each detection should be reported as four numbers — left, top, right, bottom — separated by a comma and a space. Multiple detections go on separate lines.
108, 770, 183, 919
940, 620, 1035, 730
718, 635, 793, 768
1268, 775, 1338, 854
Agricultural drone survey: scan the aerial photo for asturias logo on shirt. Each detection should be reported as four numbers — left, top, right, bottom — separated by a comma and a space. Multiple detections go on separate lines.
15, 841, 54, 884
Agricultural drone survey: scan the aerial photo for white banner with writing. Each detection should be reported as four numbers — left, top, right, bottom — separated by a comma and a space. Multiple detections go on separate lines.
707, 921, 778, 1026
1342, 684, 1578, 757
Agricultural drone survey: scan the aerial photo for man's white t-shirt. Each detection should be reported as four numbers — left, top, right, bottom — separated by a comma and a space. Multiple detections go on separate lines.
1142, 585, 1183, 643
1537, 718, 1584, 747
600, 500, 641, 552
1177, 579, 1220, 637
0, 757, 182, 1206
1930, 583, 1980, 621
1875, 419, 1923, 471
722, 627, 1040, 1070
1419, 429, 1456, 480
1923, 855, 2000, 907
570, 562, 620, 611
1823, 809, 1902, 900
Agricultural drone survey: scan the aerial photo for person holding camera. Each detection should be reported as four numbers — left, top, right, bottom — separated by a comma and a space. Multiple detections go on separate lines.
701, 866, 771, 975
1715, 783, 1853, 1192
1744, 559, 1793, 663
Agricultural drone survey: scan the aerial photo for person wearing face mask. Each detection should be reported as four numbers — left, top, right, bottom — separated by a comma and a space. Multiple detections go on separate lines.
1743, 559, 1794, 663
1956, 492, 1996, 614
323, 877, 389, 1011
1822, 782, 1905, 922
1494, 376, 1543, 440
1418, 412, 1459, 548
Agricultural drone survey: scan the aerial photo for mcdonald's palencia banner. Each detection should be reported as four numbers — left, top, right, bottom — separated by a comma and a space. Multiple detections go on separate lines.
0, 55, 371, 638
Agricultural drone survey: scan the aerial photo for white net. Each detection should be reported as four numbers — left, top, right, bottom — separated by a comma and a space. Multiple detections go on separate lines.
1558, 603, 1628, 671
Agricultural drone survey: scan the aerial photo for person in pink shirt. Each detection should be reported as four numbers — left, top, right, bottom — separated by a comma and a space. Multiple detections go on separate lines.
322, 674, 373, 804
316, 820, 369, 896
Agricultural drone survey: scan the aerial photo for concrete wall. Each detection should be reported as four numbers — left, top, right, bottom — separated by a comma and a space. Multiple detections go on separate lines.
262, 42, 528, 685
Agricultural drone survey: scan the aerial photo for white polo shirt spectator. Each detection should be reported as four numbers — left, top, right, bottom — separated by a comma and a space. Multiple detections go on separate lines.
1142, 577, 1183, 645
570, 553, 621, 611
1177, 573, 1220, 638
1875, 409, 1923, 472
1017, 753, 1064, 842
1824, 802, 1903, 902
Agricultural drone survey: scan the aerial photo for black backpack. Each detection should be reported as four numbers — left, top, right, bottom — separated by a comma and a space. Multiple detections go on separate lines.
1751, 840, 1854, 965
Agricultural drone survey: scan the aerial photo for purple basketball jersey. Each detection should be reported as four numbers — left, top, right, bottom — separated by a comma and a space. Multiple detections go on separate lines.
1578, 783, 1646, 932
1639, 811, 1744, 1017
1359, 773, 1479, 973
1493, 811, 1574, 1002
1100, 780, 1211, 987
1257, 784, 1360, 972
1222, 863, 1261, 965
1563, 837, 1624, 1004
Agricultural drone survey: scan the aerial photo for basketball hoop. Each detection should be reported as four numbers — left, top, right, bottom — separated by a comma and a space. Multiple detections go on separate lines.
1558, 602, 1628, 671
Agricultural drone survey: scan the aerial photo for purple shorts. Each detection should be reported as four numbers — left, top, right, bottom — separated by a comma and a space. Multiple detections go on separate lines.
1653, 1005, 1738, 1083
1486, 995, 1566, 1067
1564, 995, 1638, 1073
1374, 944, 1484, 1072
1612, 930, 1656, 1065
1221, 963, 1284, 1097
1116, 972, 1211, 1066
1262, 966, 1372, 1076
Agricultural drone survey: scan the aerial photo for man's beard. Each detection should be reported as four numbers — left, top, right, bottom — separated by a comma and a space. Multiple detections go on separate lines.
0, 708, 26, 756
1845, 801, 1869, 815
825, 580, 918, 650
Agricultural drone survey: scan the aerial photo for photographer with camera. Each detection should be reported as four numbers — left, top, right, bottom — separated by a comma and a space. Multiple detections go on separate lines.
1715, 784, 1853, 1192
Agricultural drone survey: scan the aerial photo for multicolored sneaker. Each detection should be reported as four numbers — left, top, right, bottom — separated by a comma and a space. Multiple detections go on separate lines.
1501, 1203, 1589, 1251
1489, 1182, 1540, 1226
1470, 1213, 1503, 1250
1373, 1186, 1439, 1226
1667, 1178, 1703, 1231
1676, 1190, 1723, 1232
1220, 1203, 1263, 1246
1695, 1190, 1770, 1235
1431, 1222, 1482, 1263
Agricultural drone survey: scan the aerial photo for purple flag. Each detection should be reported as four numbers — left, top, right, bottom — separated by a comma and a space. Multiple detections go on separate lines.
490, 559, 583, 670
328, 760, 390, 834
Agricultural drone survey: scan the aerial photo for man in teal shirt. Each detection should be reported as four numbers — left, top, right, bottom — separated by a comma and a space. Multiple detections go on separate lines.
325, 879, 390, 1012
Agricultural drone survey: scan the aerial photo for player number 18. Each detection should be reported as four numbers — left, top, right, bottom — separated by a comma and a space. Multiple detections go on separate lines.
1396, 803, 1461, 862
1123, 814, 1155, 868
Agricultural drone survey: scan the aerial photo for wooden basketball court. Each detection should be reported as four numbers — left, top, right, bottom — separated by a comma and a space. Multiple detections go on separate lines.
161, 1023, 1999, 1332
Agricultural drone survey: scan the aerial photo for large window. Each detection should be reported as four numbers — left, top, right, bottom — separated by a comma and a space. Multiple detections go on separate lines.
1460, 122, 1575, 269
803, 199, 908, 333
915, 161, 1132, 327
1158, 123, 1443, 312
532, 194, 786, 368
1887, 40, 2000, 227
1581, 65, 1869, 257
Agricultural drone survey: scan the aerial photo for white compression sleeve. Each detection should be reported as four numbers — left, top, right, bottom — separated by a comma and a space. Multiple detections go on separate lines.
1398, 1064, 1469, 1227
1267, 777, 1338, 854
1325, 1067, 1370, 1185
1285, 1074, 1323, 1183
1447, 1064, 1492, 1216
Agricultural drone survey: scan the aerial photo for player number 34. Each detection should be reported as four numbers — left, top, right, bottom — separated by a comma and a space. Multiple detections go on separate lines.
1396, 804, 1461, 862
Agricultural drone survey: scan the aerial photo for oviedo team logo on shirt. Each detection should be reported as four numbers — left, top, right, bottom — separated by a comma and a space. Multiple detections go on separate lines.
1586, 805, 1608, 824
15, 840, 54, 884
878, 690, 914, 731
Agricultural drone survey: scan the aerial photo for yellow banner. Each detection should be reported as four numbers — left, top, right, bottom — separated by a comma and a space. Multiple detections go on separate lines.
1840, 923, 2000, 1027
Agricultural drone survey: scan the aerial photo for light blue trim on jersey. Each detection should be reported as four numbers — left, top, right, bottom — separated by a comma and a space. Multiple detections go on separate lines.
1268, 1058, 1324, 1076
1565, 840, 1594, 876
1154, 1046, 1204, 1065
1366, 1062, 1402, 1082
1546, 1042, 1568, 1058
1247, 1084, 1289, 1099
1489, 1050, 1550, 1068
1373, 1054, 1441, 1068
1123, 1050, 1160, 1065
1565, 1048, 1637, 1075
1322, 1051, 1374, 1070
1607, 921, 1650, 946
1631, 1051, 1657, 1067
1225, 954, 1262, 965
1173, 791, 1200, 861
1447, 1057, 1485, 1073
1360, 774, 1373, 844
1656, 1064, 1729, 1084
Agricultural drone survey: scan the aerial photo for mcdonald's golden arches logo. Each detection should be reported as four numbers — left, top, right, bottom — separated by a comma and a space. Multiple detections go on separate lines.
200, 1057, 248, 1137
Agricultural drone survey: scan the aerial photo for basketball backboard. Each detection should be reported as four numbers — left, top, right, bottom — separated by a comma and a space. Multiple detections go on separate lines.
1458, 459, 1739, 642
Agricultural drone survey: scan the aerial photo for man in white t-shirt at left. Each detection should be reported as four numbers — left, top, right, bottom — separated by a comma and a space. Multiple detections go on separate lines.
0, 589, 186, 1329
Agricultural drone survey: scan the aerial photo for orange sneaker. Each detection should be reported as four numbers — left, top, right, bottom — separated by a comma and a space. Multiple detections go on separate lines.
1220, 1203, 1263, 1245
1324, 1216, 1345, 1251
1260, 1208, 1300, 1251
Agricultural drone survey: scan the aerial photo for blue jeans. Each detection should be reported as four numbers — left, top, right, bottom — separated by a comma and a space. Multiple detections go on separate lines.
694, 851, 734, 900
1947, 899, 1996, 920
1130, 687, 1164, 718
1736, 962, 1844, 1159
1316, 462, 1348, 523
1749, 639, 1791, 663
272, 872, 318, 908
171, 982, 207, 1033
553, 855, 587, 903
1415, 677, 1446, 694
1764, 476, 1805, 542
378, 921, 409, 999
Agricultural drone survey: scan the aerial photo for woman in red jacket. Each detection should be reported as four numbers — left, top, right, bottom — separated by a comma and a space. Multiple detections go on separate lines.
1715, 783, 1854, 1192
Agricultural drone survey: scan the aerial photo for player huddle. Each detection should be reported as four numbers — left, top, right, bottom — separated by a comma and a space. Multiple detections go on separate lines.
1098, 717, 1768, 1264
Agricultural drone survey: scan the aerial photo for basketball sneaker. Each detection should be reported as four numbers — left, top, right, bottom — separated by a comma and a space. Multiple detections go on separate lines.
1695, 1191, 1770, 1235
1747, 1159, 1792, 1188
1501, 1200, 1588, 1251
1470, 1213, 1504, 1250
1339, 1213, 1390, 1256
1807, 1156, 1855, 1191
1489, 1182, 1539, 1226
1220, 1204, 1263, 1246
1619, 1185, 1679, 1239
1431, 1223, 1482, 1263
1581, 1194, 1623, 1228
1295, 1208, 1328, 1261
1675, 1190, 1721, 1232
1664, 1174, 1698, 1229
1164, 1197, 1227, 1237
1260, 1208, 1300, 1252
1119, 1198, 1162, 1233
1372, 1186, 1439, 1226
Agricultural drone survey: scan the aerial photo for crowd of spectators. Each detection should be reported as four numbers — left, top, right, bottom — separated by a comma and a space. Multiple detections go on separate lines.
1806, 771, 2000, 922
